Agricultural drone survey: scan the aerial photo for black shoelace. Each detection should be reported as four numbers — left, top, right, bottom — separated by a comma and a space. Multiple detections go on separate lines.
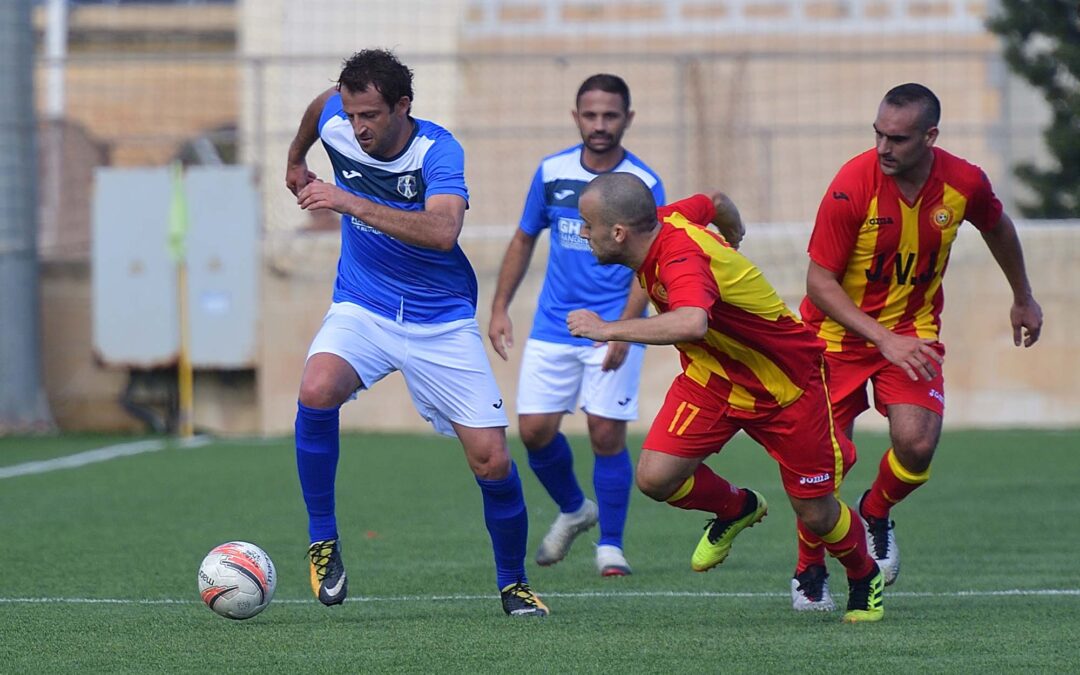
795, 567, 827, 602
864, 517, 893, 559
704, 491, 756, 544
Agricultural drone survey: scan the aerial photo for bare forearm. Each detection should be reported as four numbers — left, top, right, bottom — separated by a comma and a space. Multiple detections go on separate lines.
491, 232, 536, 313
807, 263, 892, 345
288, 88, 335, 165
596, 308, 706, 345
982, 215, 1034, 301
345, 197, 462, 251
711, 192, 745, 249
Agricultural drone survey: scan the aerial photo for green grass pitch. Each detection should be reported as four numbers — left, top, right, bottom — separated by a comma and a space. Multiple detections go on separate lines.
1, 429, 1078, 672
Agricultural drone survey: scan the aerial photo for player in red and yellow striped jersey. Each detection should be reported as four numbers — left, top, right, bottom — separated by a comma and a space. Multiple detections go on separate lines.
567, 172, 883, 622
793, 83, 1044, 608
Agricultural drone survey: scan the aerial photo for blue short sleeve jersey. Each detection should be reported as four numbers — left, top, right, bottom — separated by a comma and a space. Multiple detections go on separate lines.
520, 145, 665, 345
318, 94, 476, 323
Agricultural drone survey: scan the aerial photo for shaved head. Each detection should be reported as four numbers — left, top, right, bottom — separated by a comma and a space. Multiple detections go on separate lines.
580, 172, 658, 233
883, 82, 940, 131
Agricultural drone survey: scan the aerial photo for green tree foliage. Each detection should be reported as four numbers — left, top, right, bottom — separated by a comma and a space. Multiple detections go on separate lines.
987, 1, 1080, 217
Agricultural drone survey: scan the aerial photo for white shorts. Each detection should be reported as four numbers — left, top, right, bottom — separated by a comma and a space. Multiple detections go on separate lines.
307, 302, 508, 437
516, 338, 645, 421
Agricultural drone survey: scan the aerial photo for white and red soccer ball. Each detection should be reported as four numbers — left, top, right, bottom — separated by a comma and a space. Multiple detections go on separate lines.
197, 541, 276, 620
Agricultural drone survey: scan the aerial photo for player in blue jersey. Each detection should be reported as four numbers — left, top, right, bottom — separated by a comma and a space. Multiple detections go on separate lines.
487, 74, 664, 577
285, 49, 547, 617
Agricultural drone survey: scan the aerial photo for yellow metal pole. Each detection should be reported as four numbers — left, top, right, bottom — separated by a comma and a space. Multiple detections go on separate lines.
170, 162, 194, 438
176, 260, 194, 438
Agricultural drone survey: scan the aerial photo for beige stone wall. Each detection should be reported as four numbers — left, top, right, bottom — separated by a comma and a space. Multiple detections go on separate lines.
247, 221, 1076, 436
41, 222, 1075, 435
451, 32, 1012, 229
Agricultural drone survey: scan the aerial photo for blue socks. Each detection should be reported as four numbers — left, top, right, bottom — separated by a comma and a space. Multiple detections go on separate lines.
593, 448, 632, 548
297, 400, 533, 591
527, 432, 585, 514
476, 461, 529, 589
295, 402, 340, 543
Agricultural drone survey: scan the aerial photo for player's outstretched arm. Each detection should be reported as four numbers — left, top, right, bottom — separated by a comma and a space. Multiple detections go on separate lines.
286, 87, 337, 196
488, 229, 539, 360
980, 212, 1043, 347
600, 282, 652, 371
568, 306, 707, 346
807, 261, 942, 381
709, 192, 745, 249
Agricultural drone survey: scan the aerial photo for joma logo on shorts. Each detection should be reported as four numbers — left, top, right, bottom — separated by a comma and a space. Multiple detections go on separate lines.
798, 473, 831, 485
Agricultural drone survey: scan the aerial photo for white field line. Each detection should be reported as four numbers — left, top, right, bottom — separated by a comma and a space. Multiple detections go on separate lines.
0, 436, 212, 480
1, 588, 1078, 606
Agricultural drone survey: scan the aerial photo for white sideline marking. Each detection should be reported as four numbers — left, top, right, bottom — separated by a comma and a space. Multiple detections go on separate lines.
1, 588, 1077, 606
0, 436, 212, 480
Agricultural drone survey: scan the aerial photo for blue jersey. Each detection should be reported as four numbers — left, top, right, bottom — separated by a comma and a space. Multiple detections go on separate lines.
520, 145, 665, 345
318, 94, 475, 323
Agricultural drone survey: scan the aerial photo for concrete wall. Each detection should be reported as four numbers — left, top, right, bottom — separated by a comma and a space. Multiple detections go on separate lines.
248, 222, 1077, 436
44, 220, 1074, 435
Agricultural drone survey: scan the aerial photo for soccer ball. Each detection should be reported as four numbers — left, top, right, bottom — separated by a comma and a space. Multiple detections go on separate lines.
197, 541, 276, 620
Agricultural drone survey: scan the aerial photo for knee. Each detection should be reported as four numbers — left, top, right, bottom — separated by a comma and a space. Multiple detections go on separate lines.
467, 440, 513, 481
519, 427, 554, 451
298, 379, 344, 409
471, 455, 512, 481
894, 438, 937, 473
792, 496, 837, 537
518, 417, 557, 450
588, 421, 627, 456
635, 471, 673, 502
298, 367, 354, 409
798, 509, 833, 537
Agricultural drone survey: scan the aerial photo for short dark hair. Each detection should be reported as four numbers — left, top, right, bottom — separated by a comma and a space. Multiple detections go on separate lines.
338, 49, 414, 111
582, 172, 657, 233
576, 74, 631, 112
883, 83, 940, 130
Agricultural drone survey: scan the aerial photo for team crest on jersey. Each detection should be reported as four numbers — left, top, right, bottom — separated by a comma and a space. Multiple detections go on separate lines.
651, 282, 668, 303
930, 205, 954, 229
397, 175, 418, 199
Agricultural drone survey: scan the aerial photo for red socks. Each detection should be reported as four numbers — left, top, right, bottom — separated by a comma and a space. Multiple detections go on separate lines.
862, 448, 930, 519
667, 464, 746, 519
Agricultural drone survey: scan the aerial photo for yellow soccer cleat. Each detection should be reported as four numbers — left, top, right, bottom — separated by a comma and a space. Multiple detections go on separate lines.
501, 581, 549, 617
691, 488, 768, 572
308, 539, 348, 606
842, 565, 884, 623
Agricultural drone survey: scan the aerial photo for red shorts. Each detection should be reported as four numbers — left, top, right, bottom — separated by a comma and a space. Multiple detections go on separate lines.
826, 344, 946, 432
642, 362, 855, 499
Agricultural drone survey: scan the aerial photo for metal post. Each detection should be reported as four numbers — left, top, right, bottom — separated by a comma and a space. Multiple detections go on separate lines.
0, 0, 55, 432
40, 0, 67, 255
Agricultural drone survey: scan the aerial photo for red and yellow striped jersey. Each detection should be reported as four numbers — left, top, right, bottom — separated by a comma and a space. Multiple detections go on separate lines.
640, 195, 825, 413
801, 147, 1002, 351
